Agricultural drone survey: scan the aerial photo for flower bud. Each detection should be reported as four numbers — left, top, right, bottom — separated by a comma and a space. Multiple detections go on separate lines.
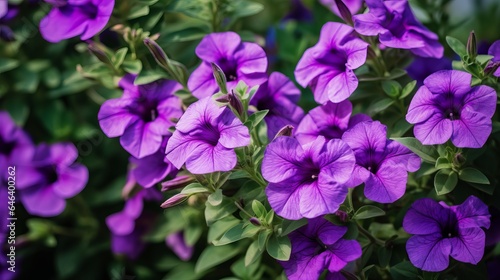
88, 43, 112, 65
452, 153, 466, 168
161, 193, 188, 208
335, 210, 349, 223
215, 94, 230, 103
144, 38, 169, 69
249, 217, 261, 226
335, 0, 353, 26
228, 90, 244, 117
161, 175, 195, 192
273, 125, 294, 140
211, 63, 228, 94
467, 30, 477, 61
485, 61, 500, 76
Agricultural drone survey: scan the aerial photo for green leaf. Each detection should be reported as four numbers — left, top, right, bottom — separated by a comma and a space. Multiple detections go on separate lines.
207, 189, 223, 206
205, 197, 238, 226
4, 98, 29, 126
227, 0, 264, 18
392, 137, 438, 163
258, 230, 271, 251
446, 36, 467, 57
266, 234, 291, 261
390, 261, 420, 280
251, 200, 267, 219
434, 170, 458, 195
468, 182, 495, 195
213, 223, 259, 246
280, 219, 308, 237
0, 58, 19, 73
400, 80, 417, 99
245, 240, 262, 267
382, 80, 401, 98
195, 245, 240, 273
112, 48, 128, 68
459, 167, 490, 184
246, 110, 269, 129
377, 246, 392, 268
207, 216, 240, 243
264, 210, 274, 225
122, 60, 142, 74
368, 98, 394, 115
127, 5, 150, 19
354, 205, 386, 220
435, 156, 451, 169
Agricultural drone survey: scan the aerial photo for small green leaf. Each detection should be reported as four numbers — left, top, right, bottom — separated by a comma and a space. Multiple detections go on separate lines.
213, 223, 246, 246
264, 210, 274, 225
251, 200, 267, 219
382, 80, 402, 98
266, 234, 291, 261
390, 261, 420, 280
434, 170, 458, 195
195, 245, 240, 273
377, 246, 392, 268
122, 60, 142, 74
112, 48, 128, 68
435, 157, 451, 169
0, 58, 19, 73
459, 167, 490, 184
207, 189, 223, 206
181, 183, 210, 195
245, 240, 262, 267
246, 110, 269, 129
392, 137, 439, 163
354, 205, 386, 220
400, 80, 417, 99
446, 36, 467, 57
368, 98, 394, 115
258, 230, 271, 251
468, 182, 495, 195
205, 197, 238, 226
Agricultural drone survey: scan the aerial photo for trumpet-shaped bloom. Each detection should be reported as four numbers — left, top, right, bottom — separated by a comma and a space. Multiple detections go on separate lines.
262, 136, 355, 220
250, 72, 304, 139
98, 75, 183, 158
280, 217, 362, 280
406, 70, 497, 148
295, 100, 371, 145
353, 0, 443, 58
295, 22, 368, 104
165, 97, 250, 174
403, 196, 490, 272
319, 0, 363, 18
17, 143, 88, 217
342, 121, 420, 203
188, 32, 268, 99
40, 0, 114, 43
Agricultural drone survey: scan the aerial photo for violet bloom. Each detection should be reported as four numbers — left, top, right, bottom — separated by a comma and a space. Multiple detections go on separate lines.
353, 0, 443, 58
262, 136, 355, 220
487, 40, 500, 77
403, 196, 490, 272
188, 32, 268, 99
40, 0, 114, 43
166, 231, 194, 261
280, 217, 362, 280
98, 75, 183, 158
295, 22, 368, 104
106, 187, 163, 259
406, 56, 452, 86
250, 72, 304, 139
295, 100, 371, 145
0, 3, 18, 41
129, 138, 177, 188
320, 0, 363, 18
406, 70, 497, 148
342, 121, 421, 203
17, 143, 88, 217
165, 97, 250, 174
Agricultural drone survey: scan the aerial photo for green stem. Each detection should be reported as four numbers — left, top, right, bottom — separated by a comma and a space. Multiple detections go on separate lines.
357, 223, 385, 246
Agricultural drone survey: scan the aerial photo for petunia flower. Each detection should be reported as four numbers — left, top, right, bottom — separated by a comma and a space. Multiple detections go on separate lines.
295, 100, 371, 145
250, 72, 304, 140
341, 121, 421, 203
353, 0, 443, 58
98, 75, 183, 158
295, 22, 368, 104
403, 196, 490, 272
165, 97, 250, 174
319, 0, 363, 18
188, 32, 268, 99
280, 217, 362, 280
129, 137, 177, 188
166, 231, 194, 261
40, 0, 114, 43
261, 136, 355, 220
17, 143, 88, 217
406, 70, 497, 148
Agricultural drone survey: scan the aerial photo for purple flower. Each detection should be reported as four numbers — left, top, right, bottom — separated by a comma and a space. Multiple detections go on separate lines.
165, 97, 250, 174
295, 100, 371, 145
250, 72, 305, 139
262, 136, 355, 220
295, 22, 368, 104
17, 143, 88, 217
166, 231, 194, 261
106, 187, 162, 259
0, 4, 19, 41
320, 0, 363, 18
98, 75, 183, 158
280, 217, 362, 280
403, 196, 490, 272
406, 70, 497, 148
487, 40, 500, 77
283, 0, 313, 22
129, 138, 177, 188
353, 0, 443, 58
406, 56, 452, 85
341, 121, 421, 203
40, 0, 114, 43
188, 32, 268, 99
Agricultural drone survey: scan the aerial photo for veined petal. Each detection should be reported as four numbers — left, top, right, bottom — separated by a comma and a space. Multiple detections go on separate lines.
364, 161, 407, 203
449, 228, 486, 264
298, 180, 348, 219
266, 181, 302, 220
195, 32, 241, 62
451, 110, 491, 148
403, 198, 451, 235
406, 85, 439, 124
423, 70, 472, 96
406, 233, 451, 272
120, 121, 163, 158
413, 113, 452, 145
52, 164, 88, 198
98, 98, 140, 138
262, 137, 303, 183
40, 8, 88, 43
185, 142, 237, 174
462, 85, 497, 118
453, 195, 490, 229
326, 239, 362, 272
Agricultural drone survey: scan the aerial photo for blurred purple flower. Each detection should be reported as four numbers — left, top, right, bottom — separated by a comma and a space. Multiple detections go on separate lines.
166, 231, 194, 261
250, 72, 304, 139
280, 217, 362, 280
262, 136, 355, 220
406, 70, 497, 148
165, 97, 250, 174
295, 100, 371, 145
295, 22, 368, 104
487, 40, 500, 77
320, 0, 363, 18
406, 56, 452, 85
403, 196, 490, 272
353, 0, 443, 58
40, 0, 114, 43
129, 138, 177, 188
283, 0, 313, 22
0, 4, 19, 41
98, 75, 183, 158
188, 32, 268, 99
17, 143, 88, 217
342, 121, 420, 203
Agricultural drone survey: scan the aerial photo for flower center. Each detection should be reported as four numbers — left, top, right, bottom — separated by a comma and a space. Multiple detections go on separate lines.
445, 108, 460, 120
202, 122, 221, 146
129, 98, 159, 122
39, 165, 59, 185
217, 58, 238, 82
313, 237, 328, 255
0, 138, 15, 156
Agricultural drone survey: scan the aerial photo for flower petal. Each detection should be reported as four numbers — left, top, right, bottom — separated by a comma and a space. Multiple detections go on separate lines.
451, 110, 491, 148
453, 195, 491, 229
52, 164, 88, 198
406, 233, 451, 272
266, 180, 302, 220
413, 113, 452, 145
364, 161, 408, 203
262, 137, 303, 183
185, 142, 237, 174
403, 198, 451, 235
120, 120, 163, 158
449, 228, 485, 265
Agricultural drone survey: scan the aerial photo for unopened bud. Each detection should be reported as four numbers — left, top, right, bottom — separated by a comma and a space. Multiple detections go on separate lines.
88, 43, 111, 65
467, 30, 477, 61
160, 193, 188, 208
335, 0, 353, 26
335, 210, 349, 223
273, 125, 294, 140
249, 217, 261, 226
161, 175, 195, 192
144, 38, 169, 68
211, 63, 228, 94
485, 61, 500, 76
452, 153, 466, 168
215, 94, 230, 103
228, 90, 244, 116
